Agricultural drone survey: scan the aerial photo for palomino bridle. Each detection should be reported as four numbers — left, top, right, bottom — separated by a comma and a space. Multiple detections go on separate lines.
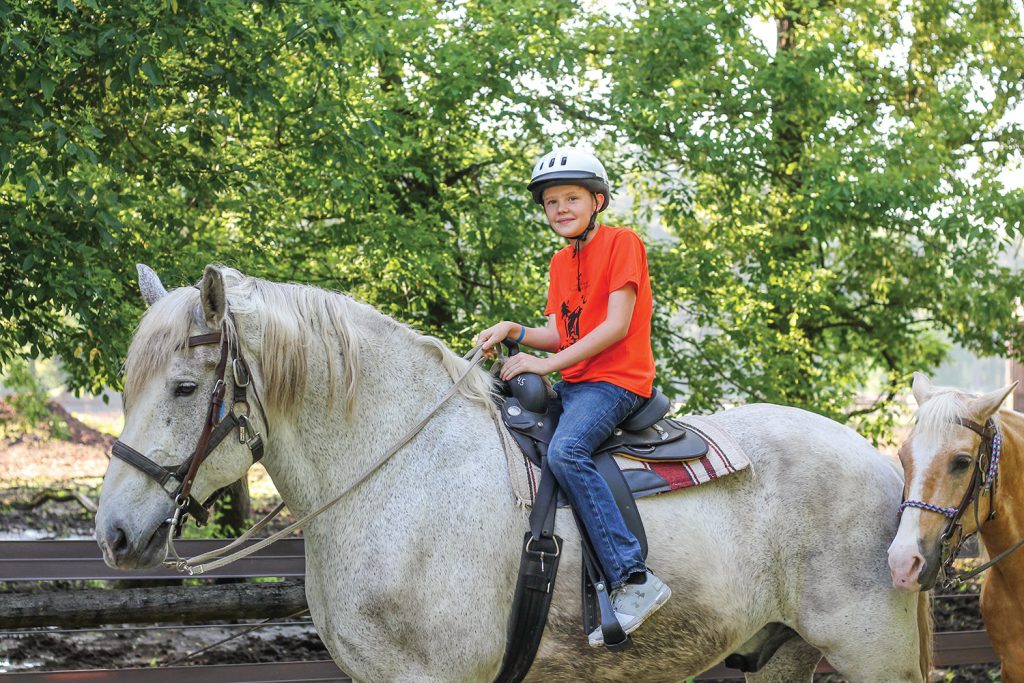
110, 324, 269, 530
898, 417, 1002, 583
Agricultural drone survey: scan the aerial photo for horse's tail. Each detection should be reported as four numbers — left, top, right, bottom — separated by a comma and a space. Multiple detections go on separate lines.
917, 590, 933, 682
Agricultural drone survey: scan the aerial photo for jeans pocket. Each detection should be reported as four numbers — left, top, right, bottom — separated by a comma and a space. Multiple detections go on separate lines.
623, 389, 642, 418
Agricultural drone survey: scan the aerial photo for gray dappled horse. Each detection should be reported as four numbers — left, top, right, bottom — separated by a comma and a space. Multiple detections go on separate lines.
96, 265, 930, 682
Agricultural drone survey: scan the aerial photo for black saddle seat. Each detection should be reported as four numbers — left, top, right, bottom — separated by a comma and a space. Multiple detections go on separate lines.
621, 388, 671, 432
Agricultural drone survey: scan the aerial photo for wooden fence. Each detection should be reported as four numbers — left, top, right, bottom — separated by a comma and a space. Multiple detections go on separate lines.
0, 539, 1000, 681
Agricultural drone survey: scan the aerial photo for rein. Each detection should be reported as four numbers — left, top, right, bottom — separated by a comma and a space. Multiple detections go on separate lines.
162, 342, 488, 575
897, 417, 1024, 585
111, 326, 268, 528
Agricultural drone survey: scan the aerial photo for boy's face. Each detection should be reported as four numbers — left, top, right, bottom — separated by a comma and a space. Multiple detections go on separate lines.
541, 184, 601, 240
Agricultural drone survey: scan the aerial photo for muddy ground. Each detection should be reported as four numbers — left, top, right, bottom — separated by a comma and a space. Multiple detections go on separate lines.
0, 407, 1002, 681
0, 408, 331, 675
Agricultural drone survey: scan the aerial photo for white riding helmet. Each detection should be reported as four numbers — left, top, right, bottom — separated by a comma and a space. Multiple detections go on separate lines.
527, 147, 611, 212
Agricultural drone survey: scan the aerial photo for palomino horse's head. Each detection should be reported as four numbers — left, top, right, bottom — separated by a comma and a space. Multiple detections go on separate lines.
887, 372, 1015, 591
95, 265, 267, 569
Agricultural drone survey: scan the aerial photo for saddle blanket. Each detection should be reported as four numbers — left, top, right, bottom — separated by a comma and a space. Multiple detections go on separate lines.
503, 415, 753, 508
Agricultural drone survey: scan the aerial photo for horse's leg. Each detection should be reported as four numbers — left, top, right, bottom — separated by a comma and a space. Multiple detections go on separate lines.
981, 571, 1024, 683
799, 590, 926, 683
742, 635, 821, 683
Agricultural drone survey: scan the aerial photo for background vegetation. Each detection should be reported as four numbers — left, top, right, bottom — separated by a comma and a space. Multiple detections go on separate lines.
3, 0, 1023, 438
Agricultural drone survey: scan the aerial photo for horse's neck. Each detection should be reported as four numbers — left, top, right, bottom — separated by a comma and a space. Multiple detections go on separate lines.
983, 410, 1024, 553
257, 323, 507, 523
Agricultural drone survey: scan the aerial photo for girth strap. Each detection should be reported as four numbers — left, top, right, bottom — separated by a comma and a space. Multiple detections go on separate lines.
529, 459, 559, 542
493, 532, 562, 683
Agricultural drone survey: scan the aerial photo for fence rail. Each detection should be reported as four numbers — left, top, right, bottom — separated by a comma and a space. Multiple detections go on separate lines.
0, 538, 305, 581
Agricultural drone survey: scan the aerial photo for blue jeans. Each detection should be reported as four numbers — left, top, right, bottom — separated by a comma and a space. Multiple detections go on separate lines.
548, 380, 647, 589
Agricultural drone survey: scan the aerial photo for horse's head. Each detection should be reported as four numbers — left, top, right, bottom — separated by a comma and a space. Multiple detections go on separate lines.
95, 264, 264, 569
887, 372, 1014, 591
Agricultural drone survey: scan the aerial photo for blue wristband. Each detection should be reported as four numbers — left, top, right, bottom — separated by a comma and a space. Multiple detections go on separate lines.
515, 325, 526, 343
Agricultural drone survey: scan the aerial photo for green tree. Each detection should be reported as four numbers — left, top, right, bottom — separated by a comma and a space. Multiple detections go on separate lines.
5, 0, 1024, 442
599, 0, 1024, 437
1, 0, 590, 392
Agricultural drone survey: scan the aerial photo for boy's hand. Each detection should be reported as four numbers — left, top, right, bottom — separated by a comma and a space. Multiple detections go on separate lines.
476, 321, 515, 358
500, 352, 550, 381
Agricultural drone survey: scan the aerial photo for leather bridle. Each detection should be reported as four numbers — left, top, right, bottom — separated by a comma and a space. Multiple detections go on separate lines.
110, 324, 269, 530
898, 417, 1000, 581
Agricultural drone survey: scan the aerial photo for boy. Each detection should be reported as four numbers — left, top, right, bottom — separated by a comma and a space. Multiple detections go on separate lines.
477, 147, 671, 647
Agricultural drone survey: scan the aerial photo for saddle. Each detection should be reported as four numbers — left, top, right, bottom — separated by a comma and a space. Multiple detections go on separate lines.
498, 350, 709, 544
493, 350, 711, 681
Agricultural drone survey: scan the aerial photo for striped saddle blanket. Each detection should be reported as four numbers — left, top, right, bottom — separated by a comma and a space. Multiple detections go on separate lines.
503, 414, 752, 508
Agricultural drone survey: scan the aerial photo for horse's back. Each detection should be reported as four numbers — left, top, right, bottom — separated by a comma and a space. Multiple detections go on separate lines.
709, 402, 903, 505
637, 404, 906, 625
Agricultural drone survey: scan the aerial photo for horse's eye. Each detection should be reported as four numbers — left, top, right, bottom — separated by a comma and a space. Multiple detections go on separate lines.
174, 382, 198, 397
951, 454, 973, 472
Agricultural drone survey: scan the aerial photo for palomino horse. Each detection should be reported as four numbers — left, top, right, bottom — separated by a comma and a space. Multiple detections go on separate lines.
96, 264, 930, 683
889, 373, 1024, 681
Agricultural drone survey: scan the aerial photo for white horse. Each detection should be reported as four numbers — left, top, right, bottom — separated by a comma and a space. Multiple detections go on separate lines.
96, 265, 930, 683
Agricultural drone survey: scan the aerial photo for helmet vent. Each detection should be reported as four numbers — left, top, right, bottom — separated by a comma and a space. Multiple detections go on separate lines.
560, 156, 567, 165
548, 157, 555, 168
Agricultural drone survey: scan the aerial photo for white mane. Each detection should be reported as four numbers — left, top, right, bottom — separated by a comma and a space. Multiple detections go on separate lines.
123, 268, 497, 418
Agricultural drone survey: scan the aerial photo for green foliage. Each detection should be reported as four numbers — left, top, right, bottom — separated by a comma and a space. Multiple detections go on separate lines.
597, 0, 1024, 437
0, 357, 69, 440
1, 0, 586, 390
2, 0, 1023, 439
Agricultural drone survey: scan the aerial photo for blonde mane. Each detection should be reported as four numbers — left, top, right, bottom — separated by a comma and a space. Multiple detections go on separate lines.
914, 389, 968, 440
914, 383, 1005, 443
123, 268, 497, 418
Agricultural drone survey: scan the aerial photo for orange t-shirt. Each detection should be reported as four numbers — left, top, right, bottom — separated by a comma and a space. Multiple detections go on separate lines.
544, 225, 655, 398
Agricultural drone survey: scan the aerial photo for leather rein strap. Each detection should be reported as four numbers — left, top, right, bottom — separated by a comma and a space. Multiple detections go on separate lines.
110, 327, 268, 527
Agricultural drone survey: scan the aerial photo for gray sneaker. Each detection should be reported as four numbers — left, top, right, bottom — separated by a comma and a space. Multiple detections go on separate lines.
588, 571, 672, 647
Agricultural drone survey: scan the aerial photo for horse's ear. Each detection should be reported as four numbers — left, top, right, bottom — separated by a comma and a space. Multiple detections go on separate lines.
968, 382, 1018, 419
136, 264, 167, 307
200, 265, 226, 328
911, 372, 935, 406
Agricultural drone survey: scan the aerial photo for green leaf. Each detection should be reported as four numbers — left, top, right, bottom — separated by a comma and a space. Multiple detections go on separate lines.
140, 62, 163, 86
40, 76, 56, 101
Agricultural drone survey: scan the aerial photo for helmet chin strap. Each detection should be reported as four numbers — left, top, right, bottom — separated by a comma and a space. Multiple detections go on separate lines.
569, 199, 601, 292
570, 196, 601, 255
572, 215, 597, 255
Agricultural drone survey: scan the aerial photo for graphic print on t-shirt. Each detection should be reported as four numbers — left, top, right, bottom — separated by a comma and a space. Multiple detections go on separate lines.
560, 301, 581, 348
558, 286, 587, 350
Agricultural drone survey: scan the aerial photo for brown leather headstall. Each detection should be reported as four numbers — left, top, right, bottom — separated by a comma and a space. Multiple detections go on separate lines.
110, 322, 269, 530
936, 417, 997, 580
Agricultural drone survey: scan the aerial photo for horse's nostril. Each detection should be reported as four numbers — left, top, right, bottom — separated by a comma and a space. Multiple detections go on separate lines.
111, 526, 129, 559
908, 554, 923, 579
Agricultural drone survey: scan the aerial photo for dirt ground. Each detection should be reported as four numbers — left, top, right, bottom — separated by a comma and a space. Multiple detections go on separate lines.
0, 405, 1002, 680
0, 405, 330, 674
